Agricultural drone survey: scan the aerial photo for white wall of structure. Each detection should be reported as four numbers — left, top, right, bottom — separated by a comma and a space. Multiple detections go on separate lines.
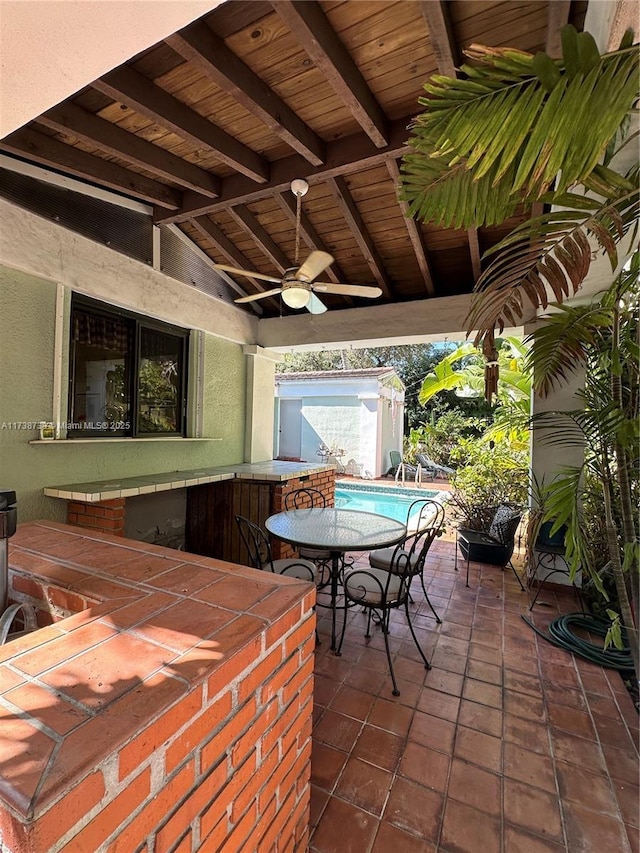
275, 373, 404, 477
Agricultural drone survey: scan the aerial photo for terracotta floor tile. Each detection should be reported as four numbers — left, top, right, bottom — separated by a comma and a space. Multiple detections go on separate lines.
503, 714, 551, 756
384, 776, 443, 842
409, 710, 455, 753
329, 685, 375, 721
429, 649, 467, 675
368, 697, 414, 736
555, 759, 621, 817
504, 778, 564, 843
311, 742, 348, 792
466, 659, 503, 686
310, 795, 379, 853
352, 725, 404, 773
503, 742, 556, 793
457, 699, 502, 738
334, 757, 393, 816
592, 712, 638, 752
601, 742, 640, 786
468, 643, 503, 666
540, 661, 581, 690
314, 674, 340, 707
504, 688, 547, 724
313, 709, 362, 753
309, 785, 330, 830
462, 678, 503, 709
416, 687, 460, 722
563, 800, 633, 853
503, 669, 543, 698
392, 656, 430, 685
550, 729, 607, 774
440, 798, 501, 853
448, 758, 501, 816
371, 820, 436, 853
542, 681, 588, 711
398, 740, 450, 793
423, 668, 464, 696
547, 702, 596, 739
503, 825, 566, 852
454, 726, 502, 773
613, 780, 640, 829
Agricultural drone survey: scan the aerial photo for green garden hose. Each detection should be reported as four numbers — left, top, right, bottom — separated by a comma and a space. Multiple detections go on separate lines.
521, 612, 635, 670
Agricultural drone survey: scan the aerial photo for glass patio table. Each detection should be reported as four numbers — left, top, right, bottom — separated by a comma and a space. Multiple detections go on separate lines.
265, 508, 406, 651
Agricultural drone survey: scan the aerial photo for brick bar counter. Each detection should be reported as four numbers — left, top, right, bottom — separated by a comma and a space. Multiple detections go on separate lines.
0, 522, 316, 853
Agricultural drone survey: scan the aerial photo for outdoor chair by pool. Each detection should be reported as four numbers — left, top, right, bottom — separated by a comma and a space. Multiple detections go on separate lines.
385, 450, 417, 479
338, 516, 442, 695
416, 452, 454, 480
234, 515, 317, 582
455, 504, 525, 590
368, 498, 445, 623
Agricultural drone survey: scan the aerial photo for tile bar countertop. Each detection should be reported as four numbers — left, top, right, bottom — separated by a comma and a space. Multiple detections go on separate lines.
0, 521, 316, 834
44, 461, 335, 502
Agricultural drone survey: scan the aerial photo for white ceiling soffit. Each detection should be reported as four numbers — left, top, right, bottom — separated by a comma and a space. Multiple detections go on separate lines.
0, 0, 221, 137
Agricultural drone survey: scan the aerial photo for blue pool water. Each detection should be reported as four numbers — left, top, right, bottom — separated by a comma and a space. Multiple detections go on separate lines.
335, 483, 442, 524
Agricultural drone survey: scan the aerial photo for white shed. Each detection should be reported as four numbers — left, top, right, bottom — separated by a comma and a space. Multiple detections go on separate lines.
274, 368, 405, 478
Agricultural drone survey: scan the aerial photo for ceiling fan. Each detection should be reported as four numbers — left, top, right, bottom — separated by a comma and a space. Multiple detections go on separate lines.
214, 179, 383, 314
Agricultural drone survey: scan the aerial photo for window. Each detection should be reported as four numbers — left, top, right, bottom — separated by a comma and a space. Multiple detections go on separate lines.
69, 296, 188, 437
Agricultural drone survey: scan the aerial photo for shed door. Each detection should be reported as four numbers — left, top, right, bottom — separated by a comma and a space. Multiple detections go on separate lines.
279, 399, 302, 459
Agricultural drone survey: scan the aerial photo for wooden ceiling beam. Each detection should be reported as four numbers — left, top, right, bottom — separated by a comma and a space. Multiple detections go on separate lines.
156, 113, 413, 224
327, 175, 393, 299
546, 1, 571, 58
418, 0, 459, 77
35, 102, 220, 198
92, 67, 269, 184
0, 126, 181, 209
468, 227, 482, 283
166, 23, 325, 166
227, 205, 292, 274
271, 1, 388, 148
190, 215, 280, 312
386, 159, 435, 297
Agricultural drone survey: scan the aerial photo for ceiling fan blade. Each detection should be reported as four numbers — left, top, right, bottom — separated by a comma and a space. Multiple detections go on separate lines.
296, 250, 334, 283
306, 293, 327, 314
234, 288, 283, 303
214, 263, 282, 284
312, 282, 383, 299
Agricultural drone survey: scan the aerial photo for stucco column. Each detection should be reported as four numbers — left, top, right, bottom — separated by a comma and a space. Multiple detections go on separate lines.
243, 345, 283, 463
526, 322, 585, 586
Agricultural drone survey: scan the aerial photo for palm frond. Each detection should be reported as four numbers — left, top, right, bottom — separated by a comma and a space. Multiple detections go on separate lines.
466, 181, 640, 340
525, 303, 615, 395
401, 30, 639, 222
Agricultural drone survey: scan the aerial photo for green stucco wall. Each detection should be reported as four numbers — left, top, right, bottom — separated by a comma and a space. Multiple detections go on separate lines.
0, 266, 246, 522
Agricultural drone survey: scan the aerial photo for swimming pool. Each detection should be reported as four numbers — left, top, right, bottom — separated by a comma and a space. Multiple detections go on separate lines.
335, 482, 446, 524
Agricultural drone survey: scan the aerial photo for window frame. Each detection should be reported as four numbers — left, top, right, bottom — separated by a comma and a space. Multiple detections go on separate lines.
68, 295, 189, 439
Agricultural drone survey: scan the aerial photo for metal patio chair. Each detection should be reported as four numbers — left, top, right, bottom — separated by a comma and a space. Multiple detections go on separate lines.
234, 515, 317, 582
455, 504, 525, 590
368, 498, 445, 623
338, 515, 443, 695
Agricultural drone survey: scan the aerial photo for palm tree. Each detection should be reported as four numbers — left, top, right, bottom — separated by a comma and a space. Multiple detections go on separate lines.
525, 254, 639, 677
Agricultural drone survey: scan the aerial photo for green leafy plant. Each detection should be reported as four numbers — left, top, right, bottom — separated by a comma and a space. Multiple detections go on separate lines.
526, 254, 639, 676
448, 438, 529, 531
401, 25, 639, 341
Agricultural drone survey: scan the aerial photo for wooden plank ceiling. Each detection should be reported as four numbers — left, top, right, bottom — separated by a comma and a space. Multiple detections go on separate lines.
1, 0, 586, 318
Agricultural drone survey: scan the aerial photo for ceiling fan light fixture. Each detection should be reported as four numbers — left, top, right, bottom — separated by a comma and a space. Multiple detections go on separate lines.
281, 285, 310, 309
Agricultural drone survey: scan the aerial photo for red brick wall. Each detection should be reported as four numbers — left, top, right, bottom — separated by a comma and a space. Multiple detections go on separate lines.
67, 499, 125, 536
1, 601, 315, 853
272, 470, 336, 560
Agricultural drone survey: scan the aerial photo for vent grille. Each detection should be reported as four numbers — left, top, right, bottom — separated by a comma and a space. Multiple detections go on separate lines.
159, 225, 236, 306
0, 165, 153, 264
